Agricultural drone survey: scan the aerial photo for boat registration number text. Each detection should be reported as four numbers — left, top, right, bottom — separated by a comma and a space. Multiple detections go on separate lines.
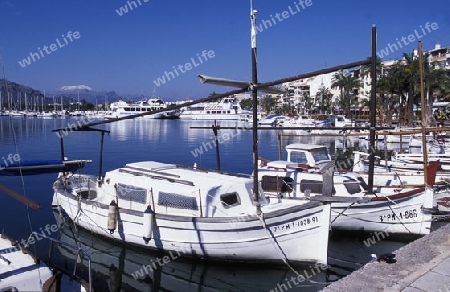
272, 216, 319, 233
379, 208, 418, 222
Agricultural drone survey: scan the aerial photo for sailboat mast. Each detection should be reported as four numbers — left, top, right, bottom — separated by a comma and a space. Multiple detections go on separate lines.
418, 41, 428, 184
250, 5, 260, 212
368, 25, 377, 190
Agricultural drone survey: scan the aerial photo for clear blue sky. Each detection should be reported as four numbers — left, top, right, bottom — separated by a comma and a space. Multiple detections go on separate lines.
0, 0, 449, 101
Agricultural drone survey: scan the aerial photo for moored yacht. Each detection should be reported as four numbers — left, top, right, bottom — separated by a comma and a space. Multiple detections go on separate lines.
179, 96, 250, 120
105, 98, 180, 119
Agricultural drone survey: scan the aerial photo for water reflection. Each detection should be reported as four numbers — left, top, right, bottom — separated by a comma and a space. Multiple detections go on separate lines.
0, 117, 432, 291
50, 209, 421, 291
51, 210, 329, 292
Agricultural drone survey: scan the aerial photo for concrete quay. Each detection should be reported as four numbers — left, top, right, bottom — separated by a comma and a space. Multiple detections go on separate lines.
322, 223, 450, 292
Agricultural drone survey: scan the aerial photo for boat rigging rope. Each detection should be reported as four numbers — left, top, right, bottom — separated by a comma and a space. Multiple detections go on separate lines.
256, 211, 331, 285
330, 201, 357, 225
2, 67, 45, 284
371, 192, 414, 234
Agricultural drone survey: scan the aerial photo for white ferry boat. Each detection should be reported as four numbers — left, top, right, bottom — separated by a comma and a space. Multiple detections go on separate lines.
105, 98, 180, 120
179, 96, 250, 120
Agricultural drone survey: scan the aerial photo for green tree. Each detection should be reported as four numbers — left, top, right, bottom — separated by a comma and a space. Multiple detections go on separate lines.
331, 70, 360, 117
316, 85, 332, 114
240, 98, 252, 110
260, 96, 276, 113
424, 68, 450, 119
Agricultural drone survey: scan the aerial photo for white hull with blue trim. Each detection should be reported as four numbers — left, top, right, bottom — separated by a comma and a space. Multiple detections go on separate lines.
52, 161, 331, 265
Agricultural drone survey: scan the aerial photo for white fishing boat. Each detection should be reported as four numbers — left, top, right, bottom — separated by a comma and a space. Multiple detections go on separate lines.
0, 233, 54, 291
258, 114, 289, 127
352, 151, 450, 182
354, 127, 450, 176
52, 161, 331, 265
0, 182, 90, 291
310, 115, 354, 135
179, 96, 250, 120
105, 98, 180, 120
352, 151, 450, 215
257, 143, 434, 235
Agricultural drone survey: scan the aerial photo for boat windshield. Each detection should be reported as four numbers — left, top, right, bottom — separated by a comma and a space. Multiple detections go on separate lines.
290, 152, 308, 164
310, 148, 330, 163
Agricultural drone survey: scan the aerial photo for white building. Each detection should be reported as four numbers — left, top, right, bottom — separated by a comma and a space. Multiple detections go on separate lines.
282, 72, 341, 112
428, 43, 450, 70
281, 43, 449, 114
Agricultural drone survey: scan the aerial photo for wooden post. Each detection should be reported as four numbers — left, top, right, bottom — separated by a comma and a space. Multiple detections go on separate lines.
418, 41, 428, 184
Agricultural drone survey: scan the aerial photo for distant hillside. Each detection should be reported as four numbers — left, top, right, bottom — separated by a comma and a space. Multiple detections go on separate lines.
0, 80, 157, 111
0, 79, 45, 110
46, 87, 119, 105
0, 79, 43, 99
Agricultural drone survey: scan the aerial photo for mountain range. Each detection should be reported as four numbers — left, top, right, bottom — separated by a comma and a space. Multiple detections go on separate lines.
0, 79, 130, 107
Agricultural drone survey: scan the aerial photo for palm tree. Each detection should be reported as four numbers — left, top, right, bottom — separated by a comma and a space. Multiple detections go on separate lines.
361, 56, 383, 79
378, 72, 402, 125
424, 67, 450, 120
331, 70, 360, 117
385, 52, 449, 125
316, 85, 332, 114
299, 91, 313, 114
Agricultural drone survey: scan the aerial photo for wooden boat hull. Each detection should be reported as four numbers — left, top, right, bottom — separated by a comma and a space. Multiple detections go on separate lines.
329, 188, 433, 235
52, 171, 331, 265
259, 162, 433, 235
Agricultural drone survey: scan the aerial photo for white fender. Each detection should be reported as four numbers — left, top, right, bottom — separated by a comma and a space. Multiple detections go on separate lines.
107, 200, 118, 234
143, 205, 154, 243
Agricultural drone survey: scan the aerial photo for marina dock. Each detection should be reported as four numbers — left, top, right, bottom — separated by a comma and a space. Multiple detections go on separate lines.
322, 222, 450, 291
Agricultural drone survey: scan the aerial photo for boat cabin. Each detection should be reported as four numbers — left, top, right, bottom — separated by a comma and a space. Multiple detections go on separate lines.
285, 143, 331, 168
259, 143, 366, 197
74, 161, 268, 218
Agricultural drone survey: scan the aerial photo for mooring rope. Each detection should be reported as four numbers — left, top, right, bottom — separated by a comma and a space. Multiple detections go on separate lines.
257, 211, 331, 285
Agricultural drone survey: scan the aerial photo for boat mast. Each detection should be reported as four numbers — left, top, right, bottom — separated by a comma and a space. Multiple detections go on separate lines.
367, 25, 377, 191
250, 2, 261, 213
418, 41, 429, 184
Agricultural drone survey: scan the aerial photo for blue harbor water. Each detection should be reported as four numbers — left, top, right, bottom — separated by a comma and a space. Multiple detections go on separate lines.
0, 117, 418, 291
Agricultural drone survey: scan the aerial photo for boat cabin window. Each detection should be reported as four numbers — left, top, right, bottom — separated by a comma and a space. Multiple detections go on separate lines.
116, 183, 147, 204
158, 192, 199, 210
261, 176, 293, 193
290, 152, 308, 164
343, 180, 361, 194
220, 192, 241, 208
300, 180, 322, 194
77, 190, 97, 200
310, 148, 330, 162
